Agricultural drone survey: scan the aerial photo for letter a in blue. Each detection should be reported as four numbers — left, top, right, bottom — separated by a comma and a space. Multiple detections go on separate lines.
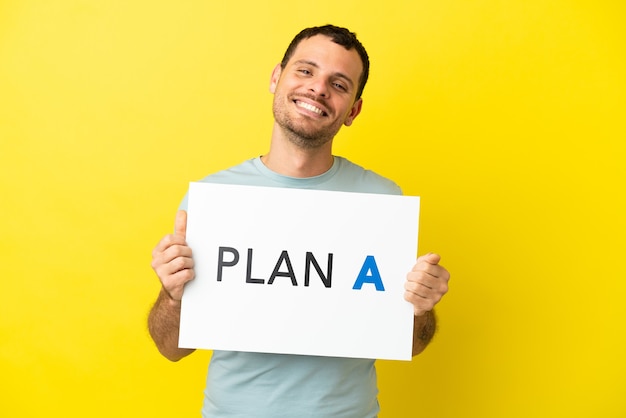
352, 256, 385, 291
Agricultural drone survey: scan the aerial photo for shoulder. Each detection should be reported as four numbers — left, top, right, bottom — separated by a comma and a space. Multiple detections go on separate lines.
334, 157, 402, 195
178, 159, 260, 210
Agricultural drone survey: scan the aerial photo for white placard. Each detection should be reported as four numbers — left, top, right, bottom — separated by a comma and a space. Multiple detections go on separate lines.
179, 182, 420, 360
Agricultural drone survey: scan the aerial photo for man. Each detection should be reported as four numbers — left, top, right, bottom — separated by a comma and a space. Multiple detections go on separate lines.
148, 25, 450, 417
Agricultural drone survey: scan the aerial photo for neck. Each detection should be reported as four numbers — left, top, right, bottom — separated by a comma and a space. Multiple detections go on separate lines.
261, 124, 335, 178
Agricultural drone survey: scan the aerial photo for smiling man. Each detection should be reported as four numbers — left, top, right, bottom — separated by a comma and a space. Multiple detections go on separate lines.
270, 34, 363, 151
148, 25, 450, 417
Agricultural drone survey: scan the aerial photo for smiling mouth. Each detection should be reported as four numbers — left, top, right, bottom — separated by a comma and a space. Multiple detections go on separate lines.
295, 100, 328, 117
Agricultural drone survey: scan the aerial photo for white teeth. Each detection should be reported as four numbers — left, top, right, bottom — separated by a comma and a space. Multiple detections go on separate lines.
297, 101, 324, 115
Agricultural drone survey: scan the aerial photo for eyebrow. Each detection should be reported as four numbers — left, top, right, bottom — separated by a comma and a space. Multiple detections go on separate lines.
293, 59, 355, 88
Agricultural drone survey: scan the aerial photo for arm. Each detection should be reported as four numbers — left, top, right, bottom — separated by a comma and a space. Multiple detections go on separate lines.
411, 310, 437, 356
404, 253, 450, 357
147, 210, 196, 362
148, 288, 195, 361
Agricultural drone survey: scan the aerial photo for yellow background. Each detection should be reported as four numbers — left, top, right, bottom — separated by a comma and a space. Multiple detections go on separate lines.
1, 1, 624, 416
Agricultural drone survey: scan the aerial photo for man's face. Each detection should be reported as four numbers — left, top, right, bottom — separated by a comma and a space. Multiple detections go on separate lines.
270, 35, 363, 149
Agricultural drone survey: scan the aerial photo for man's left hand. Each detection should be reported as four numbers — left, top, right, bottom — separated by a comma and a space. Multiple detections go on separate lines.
405, 253, 450, 317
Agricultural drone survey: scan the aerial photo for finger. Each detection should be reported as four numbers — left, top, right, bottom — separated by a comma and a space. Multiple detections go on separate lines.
406, 278, 446, 296
407, 263, 449, 286
152, 250, 195, 285
405, 280, 431, 297
159, 254, 195, 277
170, 267, 195, 285
407, 273, 434, 290
417, 252, 441, 265
175, 210, 187, 239
410, 264, 441, 280
405, 281, 445, 309
153, 243, 192, 270
152, 233, 187, 257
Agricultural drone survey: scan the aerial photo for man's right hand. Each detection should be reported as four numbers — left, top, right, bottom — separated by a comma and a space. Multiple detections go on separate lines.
151, 210, 195, 302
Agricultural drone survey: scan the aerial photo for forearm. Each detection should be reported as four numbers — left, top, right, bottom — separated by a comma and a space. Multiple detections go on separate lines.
148, 288, 195, 361
412, 309, 437, 356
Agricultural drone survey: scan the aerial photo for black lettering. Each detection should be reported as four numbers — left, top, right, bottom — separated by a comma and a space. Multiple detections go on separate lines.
217, 247, 239, 282
304, 252, 333, 288
246, 248, 265, 284
268, 250, 297, 286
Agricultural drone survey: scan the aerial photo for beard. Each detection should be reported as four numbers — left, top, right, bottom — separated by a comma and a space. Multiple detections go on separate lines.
272, 92, 344, 150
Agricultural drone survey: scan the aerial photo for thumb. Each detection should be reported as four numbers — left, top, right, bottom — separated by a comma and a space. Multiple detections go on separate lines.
174, 210, 187, 239
419, 252, 441, 265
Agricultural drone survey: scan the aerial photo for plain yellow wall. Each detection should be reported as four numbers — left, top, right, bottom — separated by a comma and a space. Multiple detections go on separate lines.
1, 1, 624, 417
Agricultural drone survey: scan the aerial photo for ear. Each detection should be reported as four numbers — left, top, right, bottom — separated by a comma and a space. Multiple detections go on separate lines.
269, 64, 282, 94
343, 98, 363, 127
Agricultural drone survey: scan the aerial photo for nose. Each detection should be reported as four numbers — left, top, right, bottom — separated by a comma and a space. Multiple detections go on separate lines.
308, 77, 330, 98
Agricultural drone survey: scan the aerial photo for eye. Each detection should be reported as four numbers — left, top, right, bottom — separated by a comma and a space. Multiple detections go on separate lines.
333, 82, 347, 91
298, 68, 312, 75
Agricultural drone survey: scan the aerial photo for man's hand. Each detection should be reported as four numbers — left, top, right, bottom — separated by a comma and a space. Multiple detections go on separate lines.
148, 210, 197, 361
151, 210, 195, 302
404, 253, 450, 317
